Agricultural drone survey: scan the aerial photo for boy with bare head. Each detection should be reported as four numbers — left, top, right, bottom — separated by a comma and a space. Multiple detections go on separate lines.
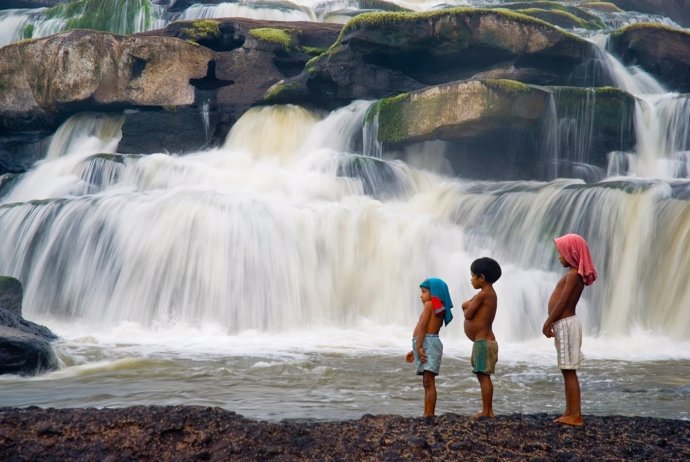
462, 257, 502, 418
542, 233, 597, 426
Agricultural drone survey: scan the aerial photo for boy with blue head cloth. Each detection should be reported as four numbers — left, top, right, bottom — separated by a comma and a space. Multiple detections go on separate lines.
406, 277, 453, 417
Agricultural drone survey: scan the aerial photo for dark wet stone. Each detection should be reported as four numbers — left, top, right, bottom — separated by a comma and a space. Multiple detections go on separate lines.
0, 408, 688, 460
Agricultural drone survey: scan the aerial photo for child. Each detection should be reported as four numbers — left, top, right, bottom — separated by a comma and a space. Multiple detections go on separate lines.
461, 257, 502, 418
542, 233, 597, 427
406, 277, 453, 417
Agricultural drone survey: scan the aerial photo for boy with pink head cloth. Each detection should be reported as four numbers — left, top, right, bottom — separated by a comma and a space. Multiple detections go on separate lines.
542, 233, 597, 426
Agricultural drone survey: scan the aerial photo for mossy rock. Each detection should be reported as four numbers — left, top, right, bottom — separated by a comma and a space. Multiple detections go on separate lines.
249, 28, 293, 50
609, 23, 690, 92
0, 276, 23, 317
357, 0, 410, 12
263, 79, 309, 103
580, 2, 623, 13
299, 7, 595, 105
180, 19, 221, 43
369, 79, 551, 145
550, 86, 636, 165
510, 8, 604, 30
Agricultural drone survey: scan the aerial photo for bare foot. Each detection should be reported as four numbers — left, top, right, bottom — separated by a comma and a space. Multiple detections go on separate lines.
472, 411, 494, 418
554, 415, 584, 426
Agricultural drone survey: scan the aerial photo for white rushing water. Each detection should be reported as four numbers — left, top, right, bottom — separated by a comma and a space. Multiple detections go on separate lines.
0, 1, 689, 420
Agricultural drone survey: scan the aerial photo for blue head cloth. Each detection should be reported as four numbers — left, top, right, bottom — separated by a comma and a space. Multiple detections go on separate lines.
420, 277, 454, 326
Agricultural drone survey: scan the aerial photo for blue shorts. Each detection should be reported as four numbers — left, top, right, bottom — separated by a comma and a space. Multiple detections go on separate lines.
412, 335, 443, 376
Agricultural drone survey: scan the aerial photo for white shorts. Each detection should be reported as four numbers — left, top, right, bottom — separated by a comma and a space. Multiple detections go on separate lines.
553, 315, 583, 370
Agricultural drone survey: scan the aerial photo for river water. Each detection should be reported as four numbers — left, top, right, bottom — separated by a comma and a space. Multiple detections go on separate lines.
0, 102, 689, 421
1, 319, 689, 421
1, 1, 689, 422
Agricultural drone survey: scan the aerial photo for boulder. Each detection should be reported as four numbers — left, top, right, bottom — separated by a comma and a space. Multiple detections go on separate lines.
609, 23, 690, 93
0, 276, 23, 317
0, 19, 344, 168
495, 2, 605, 30
142, 18, 342, 141
370, 80, 551, 145
0, 30, 213, 133
269, 8, 600, 108
0, 327, 58, 375
610, 0, 690, 27
0, 276, 58, 376
366, 80, 635, 180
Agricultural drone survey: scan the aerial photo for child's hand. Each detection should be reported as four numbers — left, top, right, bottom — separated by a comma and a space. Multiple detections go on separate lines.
417, 347, 427, 363
405, 351, 414, 363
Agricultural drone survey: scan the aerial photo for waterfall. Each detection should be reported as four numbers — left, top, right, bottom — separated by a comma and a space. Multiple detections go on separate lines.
1, 104, 689, 343
0, 0, 166, 46
2, 113, 125, 204
201, 99, 211, 144
180, 2, 316, 22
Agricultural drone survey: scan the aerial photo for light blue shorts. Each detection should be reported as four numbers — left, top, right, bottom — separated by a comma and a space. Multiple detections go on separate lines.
412, 334, 443, 376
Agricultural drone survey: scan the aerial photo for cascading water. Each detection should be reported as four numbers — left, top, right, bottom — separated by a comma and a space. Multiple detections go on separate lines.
0, 1, 689, 421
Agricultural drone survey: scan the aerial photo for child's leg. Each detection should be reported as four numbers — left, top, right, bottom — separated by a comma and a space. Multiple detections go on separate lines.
555, 369, 583, 426
422, 371, 437, 416
474, 373, 494, 417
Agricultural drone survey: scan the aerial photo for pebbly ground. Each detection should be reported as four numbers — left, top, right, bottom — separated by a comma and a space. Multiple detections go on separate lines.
0, 406, 689, 461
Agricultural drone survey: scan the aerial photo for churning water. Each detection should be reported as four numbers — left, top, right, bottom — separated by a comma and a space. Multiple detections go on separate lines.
0, 101, 688, 420
0, 1, 689, 421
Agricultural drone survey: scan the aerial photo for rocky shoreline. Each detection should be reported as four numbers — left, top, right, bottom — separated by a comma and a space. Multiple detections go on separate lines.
1, 406, 689, 461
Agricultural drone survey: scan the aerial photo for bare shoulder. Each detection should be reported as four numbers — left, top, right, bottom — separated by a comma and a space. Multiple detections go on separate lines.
564, 269, 584, 286
483, 287, 498, 308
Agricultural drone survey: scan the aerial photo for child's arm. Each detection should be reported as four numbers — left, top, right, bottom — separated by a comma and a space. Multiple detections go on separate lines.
463, 292, 485, 320
542, 270, 582, 337
414, 301, 434, 363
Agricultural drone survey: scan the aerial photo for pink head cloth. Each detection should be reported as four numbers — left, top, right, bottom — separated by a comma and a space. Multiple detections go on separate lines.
553, 233, 597, 286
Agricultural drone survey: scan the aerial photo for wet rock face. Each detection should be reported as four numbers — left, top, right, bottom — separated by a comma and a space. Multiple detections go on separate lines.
287, 9, 598, 107
0, 276, 58, 376
0, 30, 213, 132
0, 407, 689, 460
367, 81, 636, 180
611, 0, 690, 27
0, 276, 23, 317
609, 24, 690, 93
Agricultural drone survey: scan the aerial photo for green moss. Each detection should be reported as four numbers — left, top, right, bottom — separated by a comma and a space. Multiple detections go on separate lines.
552, 86, 635, 134
0, 276, 22, 294
249, 28, 292, 50
482, 79, 532, 94
21, 24, 34, 39
580, 2, 622, 13
368, 93, 410, 143
614, 22, 690, 36
357, 0, 410, 12
180, 19, 220, 42
342, 8, 544, 36
300, 45, 326, 57
513, 8, 601, 30
263, 81, 303, 102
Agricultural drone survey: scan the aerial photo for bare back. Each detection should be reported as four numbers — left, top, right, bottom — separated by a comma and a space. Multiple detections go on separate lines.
462, 286, 497, 341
